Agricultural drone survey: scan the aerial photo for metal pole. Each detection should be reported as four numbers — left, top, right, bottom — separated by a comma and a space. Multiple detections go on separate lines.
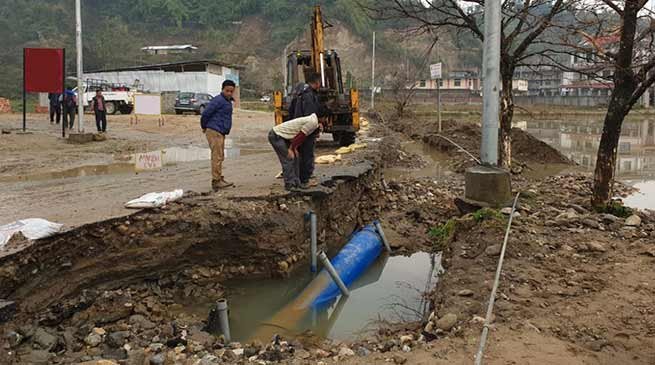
319, 52, 326, 87
373, 221, 392, 253
75, 0, 84, 133
436, 41, 442, 133
480, 0, 501, 165
216, 299, 231, 343
310, 211, 317, 272
62, 48, 66, 138
22, 48, 26, 132
317, 251, 350, 297
474, 192, 520, 365
371, 31, 376, 110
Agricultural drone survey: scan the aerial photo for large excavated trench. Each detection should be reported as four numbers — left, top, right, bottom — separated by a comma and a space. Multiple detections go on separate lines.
0, 161, 379, 321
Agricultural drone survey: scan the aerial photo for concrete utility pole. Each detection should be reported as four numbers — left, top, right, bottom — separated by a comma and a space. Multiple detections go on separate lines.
76, 0, 84, 132
371, 31, 376, 110
480, 0, 501, 165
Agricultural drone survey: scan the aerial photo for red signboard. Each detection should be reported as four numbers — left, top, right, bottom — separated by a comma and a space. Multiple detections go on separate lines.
24, 48, 64, 93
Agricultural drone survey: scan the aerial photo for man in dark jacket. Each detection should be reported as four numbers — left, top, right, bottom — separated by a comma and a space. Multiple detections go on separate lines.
201, 80, 236, 191
91, 89, 107, 132
288, 72, 322, 188
48, 92, 62, 124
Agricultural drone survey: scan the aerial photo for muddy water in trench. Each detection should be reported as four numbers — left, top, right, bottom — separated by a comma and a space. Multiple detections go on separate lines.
383, 140, 453, 180
180, 252, 442, 342
525, 118, 655, 210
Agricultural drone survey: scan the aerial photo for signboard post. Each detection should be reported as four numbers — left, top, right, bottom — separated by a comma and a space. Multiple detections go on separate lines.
23, 48, 65, 135
430, 62, 443, 132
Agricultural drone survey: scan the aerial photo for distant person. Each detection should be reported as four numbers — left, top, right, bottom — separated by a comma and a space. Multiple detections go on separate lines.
288, 72, 322, 188
48, 92, 62, 124
91, 89, 107, 133
63, 89, 77, 130
201, 80, 236, 191
268, 112, 324, 192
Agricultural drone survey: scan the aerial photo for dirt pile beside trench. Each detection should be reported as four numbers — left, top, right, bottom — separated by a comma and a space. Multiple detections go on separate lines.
382, 114, 572, 172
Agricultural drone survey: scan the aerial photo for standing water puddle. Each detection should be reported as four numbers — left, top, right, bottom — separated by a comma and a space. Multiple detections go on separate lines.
180, 252, 441, 341
526, 118, 655, 210
1, 142, 267, 183
383, 140, 453, 180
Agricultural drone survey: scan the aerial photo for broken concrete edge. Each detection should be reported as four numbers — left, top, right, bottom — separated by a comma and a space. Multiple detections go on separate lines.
67, 133, 97, 144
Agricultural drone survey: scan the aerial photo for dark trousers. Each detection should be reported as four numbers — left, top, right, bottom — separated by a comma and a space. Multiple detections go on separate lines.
95, 110, 107, 132
268, 130, 300, 189
299, 129, 318, 183
64, 108, 76, 129
50, 105, 61, 124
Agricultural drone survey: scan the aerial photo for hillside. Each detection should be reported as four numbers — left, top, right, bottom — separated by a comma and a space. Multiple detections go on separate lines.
0, 0, 481, 99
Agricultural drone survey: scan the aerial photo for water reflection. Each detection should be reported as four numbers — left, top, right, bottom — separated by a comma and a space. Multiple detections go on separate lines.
527, 118, 655, 209
181, 252, 442, 341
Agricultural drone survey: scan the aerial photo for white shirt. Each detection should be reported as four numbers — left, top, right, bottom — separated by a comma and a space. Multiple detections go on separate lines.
273, 114, 319, 140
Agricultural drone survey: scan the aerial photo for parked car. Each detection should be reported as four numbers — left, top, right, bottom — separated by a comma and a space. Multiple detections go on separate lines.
175, 92, 213, 115
260, 95, 271, 103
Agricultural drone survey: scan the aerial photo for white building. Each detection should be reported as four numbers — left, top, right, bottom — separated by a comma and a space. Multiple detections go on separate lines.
84, 60, 242, 104
141, 45, 198, 55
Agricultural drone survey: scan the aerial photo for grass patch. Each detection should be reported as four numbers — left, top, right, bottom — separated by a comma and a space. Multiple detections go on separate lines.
602, 200, 633, 218
429, 219, 457, 250
472, 208, 504, 222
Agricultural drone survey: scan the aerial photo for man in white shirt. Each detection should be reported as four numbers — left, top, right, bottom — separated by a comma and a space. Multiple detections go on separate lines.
268, 113, 324, 191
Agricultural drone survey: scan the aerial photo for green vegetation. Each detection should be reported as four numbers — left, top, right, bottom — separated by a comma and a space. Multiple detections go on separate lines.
1, 0, 388, 99
429, 219, 457, 249
472, 208, 504, 222
602, 200, 633, 218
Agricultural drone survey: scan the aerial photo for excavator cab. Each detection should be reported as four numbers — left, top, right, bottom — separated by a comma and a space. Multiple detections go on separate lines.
274, 5, 359, 146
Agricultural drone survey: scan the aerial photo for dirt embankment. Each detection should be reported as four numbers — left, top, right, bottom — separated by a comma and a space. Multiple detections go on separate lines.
382, 113, 572, 173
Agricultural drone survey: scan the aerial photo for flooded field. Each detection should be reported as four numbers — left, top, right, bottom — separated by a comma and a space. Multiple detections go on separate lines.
525, 117, 655, 210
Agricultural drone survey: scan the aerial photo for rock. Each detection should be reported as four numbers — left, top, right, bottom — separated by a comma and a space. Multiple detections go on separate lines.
399, 335, 413, 344
356, 346, 371, 357
33, 328, 58, 350
232, 348, 244, 356
279, 204, 288, 211
0, 300, 17, 323
457, 289, 474, 297
149, 353, 165, 365
5, 330, 22, 348
582, 219, 601, 229
84, 332, 103, 347
296, 349, 311, 359
278, 261, 290, 272
500, 207, 513, 215
93, 327, 106, 336
126, 349, 146, 365
402, 344, 411, 352
315, 349, 331, 358
338, 346, 355, 357
20, 350, 53, 364
625, 215, 642, 227
587, 241, 607, 252
129, 314, 156, 330
107, 331, 130, 348
424, 321, 435, 333
392, 354, 407, 364
485, 244, 502, 256
601, 214, 620, 223
436, 313, 458, 331
199, 354, 219, 365
570, 204, 588, 214
78, 361, 119, 365
149, 343, 165, 352
102, 347, 128, 360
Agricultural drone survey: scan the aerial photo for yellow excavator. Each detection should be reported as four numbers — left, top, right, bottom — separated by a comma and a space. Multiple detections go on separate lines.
274, 5, 360, 146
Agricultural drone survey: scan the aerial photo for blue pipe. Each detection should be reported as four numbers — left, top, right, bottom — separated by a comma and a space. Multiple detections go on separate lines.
312, 224, 383, 308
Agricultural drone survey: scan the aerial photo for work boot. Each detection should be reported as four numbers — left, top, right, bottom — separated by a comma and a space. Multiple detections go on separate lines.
212, 180, 233, 191
220, 179, 235, 188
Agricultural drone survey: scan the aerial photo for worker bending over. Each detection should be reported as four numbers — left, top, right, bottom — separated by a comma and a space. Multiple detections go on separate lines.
269, 112, 324, 191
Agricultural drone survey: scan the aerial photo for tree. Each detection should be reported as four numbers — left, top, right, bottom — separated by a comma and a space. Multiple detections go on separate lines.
544, 0, 655, 208
362, 0, 574, 168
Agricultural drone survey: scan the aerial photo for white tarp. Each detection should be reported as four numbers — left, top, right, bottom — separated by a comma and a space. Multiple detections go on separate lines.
124, 189, 184, 209
0, 219, 64, 249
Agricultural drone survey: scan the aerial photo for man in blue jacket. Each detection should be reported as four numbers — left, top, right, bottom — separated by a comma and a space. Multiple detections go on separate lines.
201, 80, 236, 191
